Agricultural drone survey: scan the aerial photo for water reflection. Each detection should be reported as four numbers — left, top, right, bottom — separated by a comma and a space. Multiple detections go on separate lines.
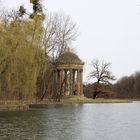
0, 103, 140, 140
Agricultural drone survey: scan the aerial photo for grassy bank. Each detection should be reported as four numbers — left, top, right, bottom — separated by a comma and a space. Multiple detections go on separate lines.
60, 96, 132, 104
0, 96, 132, 110
0, 100, 30, 111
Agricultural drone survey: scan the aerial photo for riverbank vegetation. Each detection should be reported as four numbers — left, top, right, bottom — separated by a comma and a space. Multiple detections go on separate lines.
0, 0, 140, 106
0, 0, 78, 102
114, 72, 140, 99
60, 96, 132, 104
84, 71, 140, 100
88, 59, 116, 99
0, 96, 132, 110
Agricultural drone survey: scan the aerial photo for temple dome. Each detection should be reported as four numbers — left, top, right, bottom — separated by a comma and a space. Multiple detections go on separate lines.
56, 52, 84, 65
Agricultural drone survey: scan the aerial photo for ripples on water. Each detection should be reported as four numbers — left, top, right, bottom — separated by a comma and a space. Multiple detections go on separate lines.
0, 103, 140, 140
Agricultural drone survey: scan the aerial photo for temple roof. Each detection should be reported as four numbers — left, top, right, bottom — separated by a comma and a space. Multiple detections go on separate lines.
55, 52, 84, 65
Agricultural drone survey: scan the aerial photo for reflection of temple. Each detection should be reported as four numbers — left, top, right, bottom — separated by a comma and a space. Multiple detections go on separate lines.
54, 51, 84, 96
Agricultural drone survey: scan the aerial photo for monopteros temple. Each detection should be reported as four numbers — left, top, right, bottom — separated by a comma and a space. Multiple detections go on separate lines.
54, 51, 84, 96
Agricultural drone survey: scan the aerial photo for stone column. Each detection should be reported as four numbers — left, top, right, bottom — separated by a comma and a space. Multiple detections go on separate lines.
72, 70, 76, 95
61, 69, 65, 94
57, 70, 60, 83
58, 70, 62, 94
76, 69, 83, 95
77, 69, 81, 95
64, 69, 68, 95
69, 69, 73, 95
80, 70, 83, 95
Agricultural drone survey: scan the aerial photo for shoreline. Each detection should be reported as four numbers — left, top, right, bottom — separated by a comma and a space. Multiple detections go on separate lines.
0, 97, 134, 111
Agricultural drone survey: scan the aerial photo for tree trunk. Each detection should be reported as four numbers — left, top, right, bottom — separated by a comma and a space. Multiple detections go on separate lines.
92, 90, 101, 99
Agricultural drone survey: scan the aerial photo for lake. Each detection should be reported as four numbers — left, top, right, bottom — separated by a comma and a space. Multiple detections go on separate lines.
0, 102, 140, 140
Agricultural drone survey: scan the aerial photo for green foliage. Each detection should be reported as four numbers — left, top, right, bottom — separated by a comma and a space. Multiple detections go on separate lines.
0, 8, 46, 100
0, 1, 78, 101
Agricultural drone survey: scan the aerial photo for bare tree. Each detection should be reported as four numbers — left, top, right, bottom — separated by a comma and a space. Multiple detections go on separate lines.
89, 59, 116, 99
36, 13, 79, 101
43, 12, 79, 60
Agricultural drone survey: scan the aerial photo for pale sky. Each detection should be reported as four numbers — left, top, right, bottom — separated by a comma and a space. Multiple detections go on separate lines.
1, 0, 140, 82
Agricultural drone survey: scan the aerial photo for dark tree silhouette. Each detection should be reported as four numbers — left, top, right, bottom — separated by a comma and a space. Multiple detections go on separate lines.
89, 59, 116, 99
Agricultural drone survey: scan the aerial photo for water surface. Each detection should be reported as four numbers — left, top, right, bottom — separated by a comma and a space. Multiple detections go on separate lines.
0, 102, 140, 140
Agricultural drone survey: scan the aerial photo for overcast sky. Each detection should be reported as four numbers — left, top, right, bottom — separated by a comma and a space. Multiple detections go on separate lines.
1, 0, 140, 82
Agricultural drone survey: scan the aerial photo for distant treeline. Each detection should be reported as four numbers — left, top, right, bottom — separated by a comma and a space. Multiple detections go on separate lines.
84, 71, 140, 99
114, 72, 140, 99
